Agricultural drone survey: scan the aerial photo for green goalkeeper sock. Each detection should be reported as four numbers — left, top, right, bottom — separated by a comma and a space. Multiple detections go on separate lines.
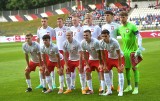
134, 69, 139, 87
126, 69, 131, 85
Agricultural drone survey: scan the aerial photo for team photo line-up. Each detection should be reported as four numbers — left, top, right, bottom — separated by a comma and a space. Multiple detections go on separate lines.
23, 10, 144, 96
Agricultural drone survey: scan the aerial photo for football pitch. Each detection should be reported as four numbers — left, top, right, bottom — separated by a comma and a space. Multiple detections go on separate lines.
0, 38, 160, 101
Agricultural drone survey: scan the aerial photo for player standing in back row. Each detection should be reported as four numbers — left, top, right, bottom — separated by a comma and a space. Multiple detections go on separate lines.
118, 11, 144, 94
37, 17, 56, 89
102, 11, 120, 91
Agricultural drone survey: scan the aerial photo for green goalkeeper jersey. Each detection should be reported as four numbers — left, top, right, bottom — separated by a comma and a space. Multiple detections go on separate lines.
118, 22, 138, 53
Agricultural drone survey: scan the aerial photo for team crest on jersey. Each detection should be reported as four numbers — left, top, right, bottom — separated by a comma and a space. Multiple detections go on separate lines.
126, 29, 129, 33
111, 26, 114, 30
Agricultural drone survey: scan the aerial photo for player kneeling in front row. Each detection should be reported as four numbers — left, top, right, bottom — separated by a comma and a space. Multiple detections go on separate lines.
63, 31, 86, 94
41, 35, 65, 94
100, 30, 124, 96
22, 33, 46, 92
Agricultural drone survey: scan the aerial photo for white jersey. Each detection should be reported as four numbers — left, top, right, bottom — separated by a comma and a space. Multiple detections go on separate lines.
54, 26, 70, 50
37, 26, 55, 48
81, 38, 100, 60
63, 39, 81, 61
70, 25, 84, 43
22, 42, 40, 63
102, 22, 120, 39
41, 43, 63, 62
83, 25, 101, 39
99, 38, 123, 59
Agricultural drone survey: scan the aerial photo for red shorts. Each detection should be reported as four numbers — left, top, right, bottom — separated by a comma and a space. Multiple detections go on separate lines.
67, 60, 84, 72
86, 60, 102, 73
107, 57, 125, 71
47, 60, 65, 73
28, 61, 40, 71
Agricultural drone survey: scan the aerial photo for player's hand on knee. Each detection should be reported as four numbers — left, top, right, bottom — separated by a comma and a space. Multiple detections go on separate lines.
25, 67, 30, 72
45, 68, 49, 74
98, 64, 103, 71
84, 65, 90, 72
57, 67, 63, 75
118, 65, 124, 73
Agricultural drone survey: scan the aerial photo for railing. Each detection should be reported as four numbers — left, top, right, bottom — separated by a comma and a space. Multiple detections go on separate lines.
0, 0, 102, 16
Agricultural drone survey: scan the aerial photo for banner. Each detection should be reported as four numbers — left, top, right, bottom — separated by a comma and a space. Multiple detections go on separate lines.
140, 31, 160, 38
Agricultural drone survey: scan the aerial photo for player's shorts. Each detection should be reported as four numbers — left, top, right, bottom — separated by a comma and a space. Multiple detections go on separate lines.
85, 60, 103, 73
59, 50, 69, 58
67, 60, 84, 73
107, 57, 125, 71
124, 52, 138, 68
27, 61, 40, 72
47, 59, 65, 73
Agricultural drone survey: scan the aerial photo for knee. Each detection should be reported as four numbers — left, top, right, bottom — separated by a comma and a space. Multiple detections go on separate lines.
25, 71, 30, 76
132, 67, 137, 71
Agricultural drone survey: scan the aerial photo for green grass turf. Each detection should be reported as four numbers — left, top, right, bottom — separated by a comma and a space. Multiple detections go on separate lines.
0, 14, 68, 36
0, 38, 160, 101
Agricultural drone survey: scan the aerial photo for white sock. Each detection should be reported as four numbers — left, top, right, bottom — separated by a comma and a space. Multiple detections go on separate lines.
26, 79, 31, 88
101, 80, 105, 91
87, 79, 93, 91
51, 71, 56, 85
109, 70, 113, 86
71, 70, 76, 87
59, 75, 64, 90
42, 79, 46, 88
104, 73, 111, 92
118, 73, 124, 92
39, 71, 43, 85
79, 73, 85, 90
46, 76, 52, 90
66, 74, 71, 90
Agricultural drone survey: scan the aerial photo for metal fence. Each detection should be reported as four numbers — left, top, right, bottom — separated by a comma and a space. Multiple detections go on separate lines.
0, 0, 103, 16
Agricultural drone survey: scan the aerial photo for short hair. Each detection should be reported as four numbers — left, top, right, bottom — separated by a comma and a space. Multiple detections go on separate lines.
105, 11, 114, 16
85, 13, 92, 18
57, 17, 63, 21
84, 30, 91, 34
25, 33, 33, 37
66, 30, 73, 34
42, 35, 50, 40
42, 17, 48, 20
119, 11, 128, 16
101, 30, 110, 35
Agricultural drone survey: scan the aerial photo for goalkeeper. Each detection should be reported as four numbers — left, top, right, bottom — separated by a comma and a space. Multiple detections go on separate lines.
117, 11, 144, 94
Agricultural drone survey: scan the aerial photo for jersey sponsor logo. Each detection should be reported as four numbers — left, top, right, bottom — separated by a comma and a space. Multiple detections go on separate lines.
111, 26, 114, 30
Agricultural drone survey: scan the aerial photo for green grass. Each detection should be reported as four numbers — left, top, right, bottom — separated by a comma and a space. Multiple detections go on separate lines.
0, 14, 68, 36
0, 38, 160, 101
